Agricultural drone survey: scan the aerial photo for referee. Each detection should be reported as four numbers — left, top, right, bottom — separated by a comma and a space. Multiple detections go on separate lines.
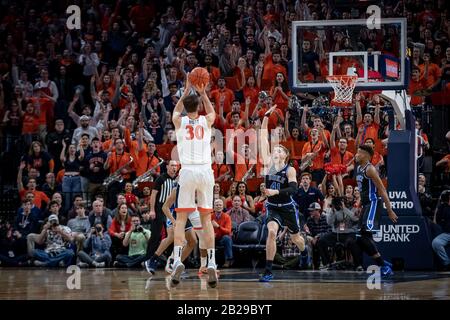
146, 160, 179, 257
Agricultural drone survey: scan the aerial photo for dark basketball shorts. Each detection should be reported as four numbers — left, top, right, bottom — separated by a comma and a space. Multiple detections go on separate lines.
266, 202, 300, 234
359, 199, 383, 233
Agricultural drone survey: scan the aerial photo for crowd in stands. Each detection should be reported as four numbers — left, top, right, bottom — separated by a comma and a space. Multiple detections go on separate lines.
0, 0, 449, 270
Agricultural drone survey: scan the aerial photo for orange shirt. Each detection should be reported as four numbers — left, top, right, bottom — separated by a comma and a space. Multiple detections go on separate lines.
212, 163, 231, 179
22, 113, 40, 134
257, 107, 285, 131
357, 122, 380, 145
269, 86, 290, 112
30, 97, 52, 125
205, 66, 220, 90
282, 139, 305, 161
107, 151, 134, 179
19, 189, 50, 209
346, 138, 357, 155
135, 151, 161, 177
371, 151, 383, 167
419, 63, 442, 89
102, 139, 113, 152
301, 140, 326, 171
243, 86, 260, 115
261, 53, 287, 90
438, 154, 450, 173
330, 147, 354, 168
211, 212, 232, 239
408, 78, 428, 106
234, 156, 263, 181
210, 88, 235, 114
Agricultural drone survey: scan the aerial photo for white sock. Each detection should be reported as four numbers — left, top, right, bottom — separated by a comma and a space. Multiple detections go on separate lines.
201, 256, 207, 267
173, 246, 183, 263
207, 248, 216, 266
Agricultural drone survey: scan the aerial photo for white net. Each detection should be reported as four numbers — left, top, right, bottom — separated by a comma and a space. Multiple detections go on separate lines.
326, 75, 358, 106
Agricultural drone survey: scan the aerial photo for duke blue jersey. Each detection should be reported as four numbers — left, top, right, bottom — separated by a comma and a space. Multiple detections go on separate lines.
265, 164, 294, 205
356, 162, 378, 205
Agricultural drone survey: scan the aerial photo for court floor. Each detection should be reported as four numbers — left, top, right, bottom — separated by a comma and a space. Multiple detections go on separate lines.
0, 268, 449, 300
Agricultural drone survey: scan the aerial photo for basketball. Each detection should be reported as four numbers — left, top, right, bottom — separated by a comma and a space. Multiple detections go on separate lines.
188, 67, 210, 88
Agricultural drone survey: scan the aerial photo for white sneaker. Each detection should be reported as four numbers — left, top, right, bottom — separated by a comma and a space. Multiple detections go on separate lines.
207, 262, 218, 288
33, 260, 46, 267
93, 261, 105, 268
165, 257, 174, 274
170, 261, 185, 287
77, 262, 89, 268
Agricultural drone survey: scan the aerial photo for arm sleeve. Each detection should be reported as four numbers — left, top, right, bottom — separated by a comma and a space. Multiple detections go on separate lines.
278, 182, 298, 197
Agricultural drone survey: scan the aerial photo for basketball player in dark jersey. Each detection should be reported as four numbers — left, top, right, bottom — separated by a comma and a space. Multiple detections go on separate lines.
259, 105, 308, 282
355, 145, 398, 276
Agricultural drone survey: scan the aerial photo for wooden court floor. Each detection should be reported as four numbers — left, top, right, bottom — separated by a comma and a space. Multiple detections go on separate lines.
0, 268, 449, 300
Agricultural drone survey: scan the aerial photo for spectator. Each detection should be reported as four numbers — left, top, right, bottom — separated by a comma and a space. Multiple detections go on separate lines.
24, 141, 54, 184
17, 164, 50, 210
110, 194, 134, 217
84, 137, 108, 203
67, 195, 84, 220
31, 214, 74, 267
113, 215, 151, 268
41, 172, 61, 198
77, 223, 112, 268
88, 200, 112, 231
318, 197, 360, 270
301, 127, 328, 184
294, 172, 325, 218
234, 181, 256, 216
13, 199, 41, 252
42, 200, 66, 226
227, 195, 253, 232
67, 204, 91, 252
109, 203, 132, 257
71, 115, 99, 146
104, 138, 134, 208
432, 190, 450, 270
273, 227, 305, 270
124, 182, 139, 214
0, 220, 29, 267
305, 202, 331, 270
60, 140, 84, 212
211, 199, 233, 268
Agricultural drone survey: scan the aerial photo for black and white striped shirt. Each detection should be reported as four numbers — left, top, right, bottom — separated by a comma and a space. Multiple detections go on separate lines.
154, 173, 177, 206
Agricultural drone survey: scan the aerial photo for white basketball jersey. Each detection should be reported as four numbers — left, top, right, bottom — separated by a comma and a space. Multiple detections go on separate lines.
176, 115, 212, 165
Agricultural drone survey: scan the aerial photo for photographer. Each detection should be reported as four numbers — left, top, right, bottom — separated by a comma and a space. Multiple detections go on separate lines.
113, 215, 151, 268
431, 190, 450, 270
77, 223, 112, 268
31, 214, 75, 267
318, 196, 361, 270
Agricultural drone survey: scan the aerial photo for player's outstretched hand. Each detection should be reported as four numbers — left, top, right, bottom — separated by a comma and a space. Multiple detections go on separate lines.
182, 74, 192, 97
387, 209, 398, 223
264, 188, 279, 197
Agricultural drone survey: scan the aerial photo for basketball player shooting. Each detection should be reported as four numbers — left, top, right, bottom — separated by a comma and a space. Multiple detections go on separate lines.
259, 105, 308, 282
170, 74, 218, 288
355, 144, 398, 277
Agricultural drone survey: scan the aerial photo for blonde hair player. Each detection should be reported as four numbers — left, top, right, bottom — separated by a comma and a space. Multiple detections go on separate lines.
258, 105, 308, 282
170, 75, 218, 288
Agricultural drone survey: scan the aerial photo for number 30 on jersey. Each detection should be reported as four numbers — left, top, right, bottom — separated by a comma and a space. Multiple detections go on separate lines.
185, 125, 205, 140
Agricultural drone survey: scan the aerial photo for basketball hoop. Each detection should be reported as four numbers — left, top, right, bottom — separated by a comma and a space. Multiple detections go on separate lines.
326, 75, 358, 107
